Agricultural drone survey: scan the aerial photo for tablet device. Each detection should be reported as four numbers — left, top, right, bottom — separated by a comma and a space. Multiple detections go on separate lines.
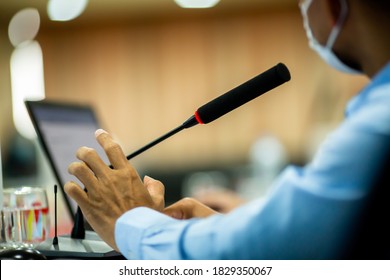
25, 100, 126, 259
25, 100, 109, 227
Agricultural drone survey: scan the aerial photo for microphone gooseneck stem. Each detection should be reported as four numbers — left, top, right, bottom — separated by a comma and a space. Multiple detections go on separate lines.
108, 116, 198, 169
125, 115, 198, 161
126, 126, 182, 160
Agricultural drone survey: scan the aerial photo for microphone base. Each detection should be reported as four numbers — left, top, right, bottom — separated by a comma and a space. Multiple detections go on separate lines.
36, 230, 125, 259
71, 206, 86, 239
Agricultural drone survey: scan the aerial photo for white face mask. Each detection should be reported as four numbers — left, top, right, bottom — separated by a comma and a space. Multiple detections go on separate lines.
300, 0, 361, 74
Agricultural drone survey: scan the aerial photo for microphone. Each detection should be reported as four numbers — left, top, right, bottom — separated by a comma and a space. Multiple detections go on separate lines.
117, 63, 290, 163
194, 62, 291, 124
52, 184, 58, 246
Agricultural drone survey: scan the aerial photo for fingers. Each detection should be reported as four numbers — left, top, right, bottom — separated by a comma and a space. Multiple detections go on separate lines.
68, 161, 98, 188
95, 129, 128, 169
189, 198, 218, 217
164, 198, 218, 219
64, 181, 89, 209
76, 146, 109, 178
194, 190, 245, 213
164, 198, 196, 219
163, 201, 185, 219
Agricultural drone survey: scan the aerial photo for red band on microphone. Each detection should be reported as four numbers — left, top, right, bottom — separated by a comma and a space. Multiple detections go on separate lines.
195, 111, 204, 124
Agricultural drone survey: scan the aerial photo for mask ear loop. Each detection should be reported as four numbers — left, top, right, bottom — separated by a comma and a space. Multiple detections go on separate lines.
299, 0, 313, 15
326, 0, 348, 49
299, 0, 315, 44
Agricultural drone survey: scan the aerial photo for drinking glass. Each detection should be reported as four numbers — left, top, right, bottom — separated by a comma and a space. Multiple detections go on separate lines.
1, 186, 50, 249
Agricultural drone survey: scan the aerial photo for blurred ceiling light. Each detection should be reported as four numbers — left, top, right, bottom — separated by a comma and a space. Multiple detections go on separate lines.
9, 8, 45, 139
8, 8, 40, 47
10, 41, 45, 139
47, 0, 88, 21
174, 0, 220, 8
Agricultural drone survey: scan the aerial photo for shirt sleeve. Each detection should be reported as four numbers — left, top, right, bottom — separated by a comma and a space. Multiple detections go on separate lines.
115, 207, 193, 259
115, 85, 390, 260
115, 165, 367, 260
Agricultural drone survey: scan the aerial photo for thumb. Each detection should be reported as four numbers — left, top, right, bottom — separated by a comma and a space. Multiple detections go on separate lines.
143, 175, 165, 211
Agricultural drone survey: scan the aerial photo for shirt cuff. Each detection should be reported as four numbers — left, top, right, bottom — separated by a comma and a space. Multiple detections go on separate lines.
114, 207, 176, 259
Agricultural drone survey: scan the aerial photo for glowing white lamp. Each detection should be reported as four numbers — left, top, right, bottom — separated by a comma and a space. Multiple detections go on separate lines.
8, 8, 40, 47
174, 0, 220, 8
9, 8, 45, 139
10, 42, 45, 139
48, 0, 88, 21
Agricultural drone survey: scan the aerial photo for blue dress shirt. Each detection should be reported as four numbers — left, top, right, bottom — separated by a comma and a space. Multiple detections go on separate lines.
115, 63, 390, 260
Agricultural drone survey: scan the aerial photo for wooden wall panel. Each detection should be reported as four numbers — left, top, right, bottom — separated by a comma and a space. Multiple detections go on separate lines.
33, 9, 368, 170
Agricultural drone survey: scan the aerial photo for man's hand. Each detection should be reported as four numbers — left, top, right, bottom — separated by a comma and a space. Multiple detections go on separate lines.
164, 198, 218, 219
192, 189, 245, 213
64, 129, 164, 251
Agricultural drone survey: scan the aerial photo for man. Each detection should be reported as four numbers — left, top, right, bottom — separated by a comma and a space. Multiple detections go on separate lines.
65, 0, 390, 259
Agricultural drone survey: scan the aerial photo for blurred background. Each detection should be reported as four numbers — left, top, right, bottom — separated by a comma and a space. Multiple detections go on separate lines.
0, 0, 368, 232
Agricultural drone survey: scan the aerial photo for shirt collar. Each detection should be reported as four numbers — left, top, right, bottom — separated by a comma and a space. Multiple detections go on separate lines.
345, 62, 390, 117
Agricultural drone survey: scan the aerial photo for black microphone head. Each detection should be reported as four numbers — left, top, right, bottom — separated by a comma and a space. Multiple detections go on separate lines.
195, 63, 291, 124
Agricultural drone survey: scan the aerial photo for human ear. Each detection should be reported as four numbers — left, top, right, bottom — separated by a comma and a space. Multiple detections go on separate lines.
325, 0, 343, 26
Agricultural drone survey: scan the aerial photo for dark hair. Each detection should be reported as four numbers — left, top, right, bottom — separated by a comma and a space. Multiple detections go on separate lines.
358, 0, 390, 11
